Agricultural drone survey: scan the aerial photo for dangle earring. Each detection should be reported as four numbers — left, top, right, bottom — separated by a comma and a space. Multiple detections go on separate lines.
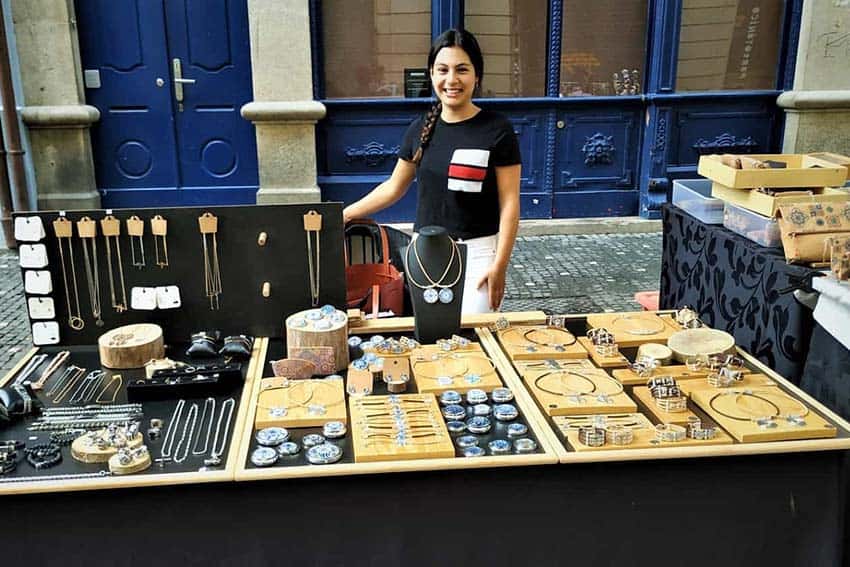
101, 215, 128, 312
151, 215, 169, 268
198, 212, 222, 310
76, 216, 103, 326
127, 215, 146, 269
53, 217, 84, 330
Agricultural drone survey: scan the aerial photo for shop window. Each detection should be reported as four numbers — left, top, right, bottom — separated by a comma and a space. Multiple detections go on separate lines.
559, 0, 648, 97
463, 0, 548, 98
322, 0, 431, 98
676, 0, 783, 92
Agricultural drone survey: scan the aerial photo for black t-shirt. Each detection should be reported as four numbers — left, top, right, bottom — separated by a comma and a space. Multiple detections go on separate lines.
398, 109, 521, 240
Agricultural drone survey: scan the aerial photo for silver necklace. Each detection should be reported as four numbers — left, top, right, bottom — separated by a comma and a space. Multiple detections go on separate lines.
205, 398, 235, 466
13, 354, 47, 385
68, 370, 106, 404
173, 403, 199, 464
160, 399, 186, 459
192, 397, 216, 455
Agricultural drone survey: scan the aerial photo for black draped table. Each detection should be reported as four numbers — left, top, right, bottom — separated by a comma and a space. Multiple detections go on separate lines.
660, 204, 815, 384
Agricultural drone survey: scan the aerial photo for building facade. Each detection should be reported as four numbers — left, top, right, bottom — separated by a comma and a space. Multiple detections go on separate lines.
5, 0, 847, 220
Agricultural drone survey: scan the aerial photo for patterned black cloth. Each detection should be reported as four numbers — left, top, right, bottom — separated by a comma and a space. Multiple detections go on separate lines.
660, 204, 815, 383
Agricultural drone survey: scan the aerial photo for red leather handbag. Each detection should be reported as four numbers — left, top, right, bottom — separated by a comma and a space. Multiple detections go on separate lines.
345, 220, 405, 318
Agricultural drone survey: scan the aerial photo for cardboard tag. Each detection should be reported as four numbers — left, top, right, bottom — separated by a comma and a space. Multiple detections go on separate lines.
24, 270, 52, 294
303, 210, 322, 231
28, 297, 55, 320
198, 212, 218, 234
32, 321, 60, 346
14, 216, 46, 242
151, 215, 168, 236
52, 217, 73, 238
77, 216, 97, 238
155, 285, 181, 309
383, 357, 410, 383
346, 367, 374, 396
19, 244, 49, 268
100, 215, 121, 237
126, 216, 144, 237
130, 287, 157, 310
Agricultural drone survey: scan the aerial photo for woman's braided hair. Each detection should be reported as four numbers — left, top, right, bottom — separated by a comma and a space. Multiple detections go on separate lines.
410, 29, 484, 166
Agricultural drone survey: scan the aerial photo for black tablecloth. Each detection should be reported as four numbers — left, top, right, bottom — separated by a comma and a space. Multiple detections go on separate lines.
801, 324, 850, 421
660, 204, 815, 383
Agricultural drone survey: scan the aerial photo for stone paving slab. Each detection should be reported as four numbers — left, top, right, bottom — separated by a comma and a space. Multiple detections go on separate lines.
0, 232, 663, 376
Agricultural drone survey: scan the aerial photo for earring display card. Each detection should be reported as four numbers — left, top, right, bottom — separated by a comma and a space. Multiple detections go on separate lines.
131, 287, 158, 310
349, 394, 455, 463
254, 377, 346, 429
586, 312, 677, 349
32, 321, 60, 345
554, 413, 733, 451
12, 203, 345, 346
14, 216, 46, 242
28, 297, 56, 320
690, 387, 837, 443
24, 270, 53, 294
497, 326, 589, 361
522, 367, 638, 416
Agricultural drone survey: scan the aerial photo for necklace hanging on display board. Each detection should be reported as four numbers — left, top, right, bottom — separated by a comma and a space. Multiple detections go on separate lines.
404, 236, 462, 304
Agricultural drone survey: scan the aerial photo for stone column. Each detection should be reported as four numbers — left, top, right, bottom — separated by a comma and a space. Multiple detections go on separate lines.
778, 1, 850, 155
11, 0, 100, 210
242, 0, 325, 204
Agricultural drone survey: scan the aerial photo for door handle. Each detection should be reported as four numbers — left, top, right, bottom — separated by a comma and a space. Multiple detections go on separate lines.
171, 58, 195, 102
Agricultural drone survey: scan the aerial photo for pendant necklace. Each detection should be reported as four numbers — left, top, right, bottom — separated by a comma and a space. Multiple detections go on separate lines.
404, 236, 462, 304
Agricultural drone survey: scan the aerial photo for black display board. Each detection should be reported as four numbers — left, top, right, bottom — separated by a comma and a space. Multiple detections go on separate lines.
13, 203, 345, 345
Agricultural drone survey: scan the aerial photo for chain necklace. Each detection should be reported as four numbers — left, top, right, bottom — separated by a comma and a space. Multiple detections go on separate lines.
206, 398, 235, 466
192, 397, 216, 455
403, 236, 462, 304
54, 218, 85, 330
160, 399, 186, 459
173, 403, 199, 464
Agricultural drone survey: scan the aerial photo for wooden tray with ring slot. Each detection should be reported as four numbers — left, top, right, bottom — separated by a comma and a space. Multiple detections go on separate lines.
349, 394, 454, 463
410, 341, 483, 358
576, 337, 630, 368
555, 413, 733, 452
612, 364, 754, 386
586, 312, 677, 348
410, 350, 502, 394
676, 373, 776, 396
497, 325, 588, 361
514, 358, 597, 375
523, 366, 637, 416
254, 376, 346, 429
690, 387, 838, 443
632, 386, 701, 426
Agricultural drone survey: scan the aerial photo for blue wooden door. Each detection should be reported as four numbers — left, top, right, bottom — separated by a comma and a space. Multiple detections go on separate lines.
77, 0, 258, 207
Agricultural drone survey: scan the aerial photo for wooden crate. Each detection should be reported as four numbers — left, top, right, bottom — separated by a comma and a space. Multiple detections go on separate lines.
711, 182, 849, 218
349, 394, 455, 463
698, 153, 847, 189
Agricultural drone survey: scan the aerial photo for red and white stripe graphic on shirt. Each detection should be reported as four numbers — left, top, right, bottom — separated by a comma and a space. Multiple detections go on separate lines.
447, 149, 490, 193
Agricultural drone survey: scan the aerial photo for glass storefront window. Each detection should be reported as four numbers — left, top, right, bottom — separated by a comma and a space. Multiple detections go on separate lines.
559, 0, 648, 97
322, 0, 431, 98
676, 0, 782, 92
463, 0, 548, 98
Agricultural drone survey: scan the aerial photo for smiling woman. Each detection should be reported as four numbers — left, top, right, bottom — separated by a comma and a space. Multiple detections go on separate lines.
343, 29, 521, 314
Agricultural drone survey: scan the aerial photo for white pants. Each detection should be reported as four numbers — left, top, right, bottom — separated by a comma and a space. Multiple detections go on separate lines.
458, 234, 498, 314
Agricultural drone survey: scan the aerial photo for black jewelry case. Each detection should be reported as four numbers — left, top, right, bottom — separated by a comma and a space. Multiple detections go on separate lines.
127, 362, 243, 402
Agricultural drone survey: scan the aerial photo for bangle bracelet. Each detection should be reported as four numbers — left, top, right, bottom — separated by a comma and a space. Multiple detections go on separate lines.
649, 383, 682, 399
604, 424, 634, 446
688, 425, 717, 440
654, 423, 686, 442
646, 375, 676, 389
654, 396, 687, 413
578, 426, 606, 447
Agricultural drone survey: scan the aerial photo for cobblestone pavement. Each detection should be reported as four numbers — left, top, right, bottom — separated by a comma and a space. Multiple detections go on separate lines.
0, 232, 662, 375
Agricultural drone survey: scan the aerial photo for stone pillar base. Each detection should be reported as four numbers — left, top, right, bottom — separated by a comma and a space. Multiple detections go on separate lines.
256, 186, 322, 204
778, 91, 850, 155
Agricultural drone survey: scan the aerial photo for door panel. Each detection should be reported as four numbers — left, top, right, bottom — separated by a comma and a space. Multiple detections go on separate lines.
164, 0, 258, 196
77, 0, 179, 191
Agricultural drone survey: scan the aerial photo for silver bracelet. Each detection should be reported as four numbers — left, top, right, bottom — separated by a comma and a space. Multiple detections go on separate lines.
654, 396, 688, 413
655, 423, 686, 443
578, 426, 606, 447
604, 424, 634, 446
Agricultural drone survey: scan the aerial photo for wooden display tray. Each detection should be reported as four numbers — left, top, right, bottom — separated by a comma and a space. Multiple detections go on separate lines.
632, 386, 700, 426
254, 377, 346, 429
410, 341, 483, 357
497, 326, 588, 361
410, 350, 503, 394
711, 182, 849, 218
612, 365, 753, 386
553, 412, 654, 437
0, 339, 267, 495
557, 413, 733, 452
690, 387, 838, 443
697, 153, 847, 189
348, 311, 547, 334
577, 337, 629, 368
677, 373, 776, 396
523, 367, 637, 416
349, 394, 455, 463
586, 312, 677, 348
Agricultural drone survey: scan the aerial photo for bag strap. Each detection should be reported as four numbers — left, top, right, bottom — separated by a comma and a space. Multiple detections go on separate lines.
345, 218, 392, 268
371, 284, 380, 319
